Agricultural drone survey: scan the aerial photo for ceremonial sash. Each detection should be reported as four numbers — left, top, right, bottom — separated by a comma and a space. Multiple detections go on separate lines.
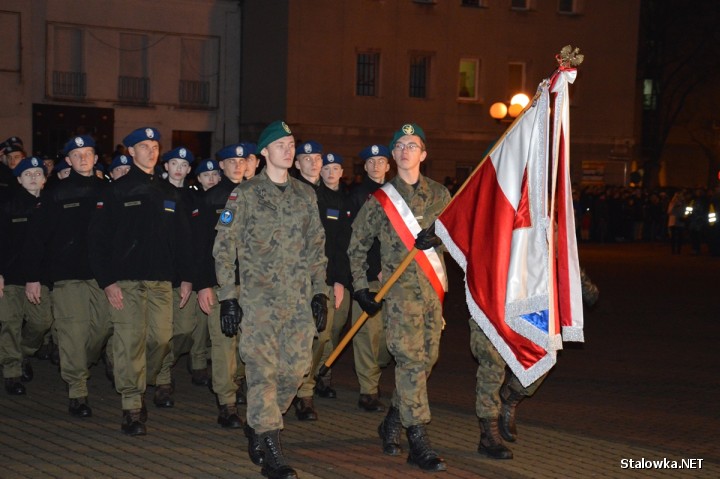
373, 183, 447, 301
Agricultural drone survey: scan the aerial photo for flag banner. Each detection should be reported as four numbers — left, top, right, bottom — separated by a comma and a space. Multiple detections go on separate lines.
436, 69, 583, 387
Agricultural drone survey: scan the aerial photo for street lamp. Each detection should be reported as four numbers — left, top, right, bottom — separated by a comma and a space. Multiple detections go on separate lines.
489, 93, 530, 122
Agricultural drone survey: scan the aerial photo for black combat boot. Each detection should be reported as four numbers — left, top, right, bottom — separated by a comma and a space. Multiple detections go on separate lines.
69, 397, 92, 418
478, 418, 513, 459
377, 406, 403, 456
121, 409, 146, 436
259, 429, 298, 479
4, 377, 25, 395
293, 396, 317, 421
217, 403, 243, 428
153, 383, 174, 408
358, 393, 385, 412
235, 377, 247, 405
499, 383, 525, 442
244, 423, 264, 466
405, 424, 447, 471
21, 359, 33, 382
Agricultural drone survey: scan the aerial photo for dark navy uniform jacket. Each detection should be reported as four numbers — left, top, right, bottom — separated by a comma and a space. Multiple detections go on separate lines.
0, 188, 43, 285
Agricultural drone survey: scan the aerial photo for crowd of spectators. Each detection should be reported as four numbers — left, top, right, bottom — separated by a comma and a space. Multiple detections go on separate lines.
574, 184, 720, 256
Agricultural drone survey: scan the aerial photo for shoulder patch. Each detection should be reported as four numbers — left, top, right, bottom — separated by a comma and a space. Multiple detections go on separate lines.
218, 209, 234, 226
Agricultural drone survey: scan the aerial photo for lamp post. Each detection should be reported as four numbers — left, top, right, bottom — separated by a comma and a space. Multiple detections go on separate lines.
489, 93, 530, 122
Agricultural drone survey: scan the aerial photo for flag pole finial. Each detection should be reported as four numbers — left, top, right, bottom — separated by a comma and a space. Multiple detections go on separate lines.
556, 45, 584, 68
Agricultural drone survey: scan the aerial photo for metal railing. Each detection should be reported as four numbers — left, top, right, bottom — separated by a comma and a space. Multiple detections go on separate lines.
52, 71, 86, 98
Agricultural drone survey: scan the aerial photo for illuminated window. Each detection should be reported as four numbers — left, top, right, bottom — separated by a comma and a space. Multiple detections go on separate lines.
458, 58, 480, 101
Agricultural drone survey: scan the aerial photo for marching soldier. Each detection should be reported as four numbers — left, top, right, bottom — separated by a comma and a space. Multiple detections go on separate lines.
0, 157, 51, 395
293, 140, 322, 189
108, 153, 132, 181
348, 123, 450, 472
348, 144, 393, 412
88, 127, 193, 436
213, 121, 328, 479
24, 136, 112, 417
295, 152, 353, 420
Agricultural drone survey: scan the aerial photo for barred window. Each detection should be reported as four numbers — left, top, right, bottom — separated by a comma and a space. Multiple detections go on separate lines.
356, 52, 379, 97
409, 54, 430, 98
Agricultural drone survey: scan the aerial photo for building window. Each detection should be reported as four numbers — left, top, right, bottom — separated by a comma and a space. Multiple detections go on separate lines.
458, 58, 480, 101
461, 0, 487, 7
511, 0, 530, 11
0, 12, 21, 73
356, 52, 379, 97
118, 33, 149, 103
558, 0, 580, 14
643, 79, 657, 110
410, 54, 431, 99
52, 26, 86, 98
179, 37, 218, 107
507, 62, 525, 98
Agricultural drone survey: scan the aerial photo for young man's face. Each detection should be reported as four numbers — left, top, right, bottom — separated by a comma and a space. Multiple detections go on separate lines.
294, 153, 322, 180
17, 167, 46, 195
264, 136, 296, 172
164, 159, 191, 183
65, 147, 98, 177
197, 170, 221, 190
6, 151, 24, 170
244, 154, 259, 178
320, 163, 343, 190
220, 157, 247, 183
364, 156, 390, 183
129, 140, 160, 174
110, 165, 131, 180
391, 135, 426, 173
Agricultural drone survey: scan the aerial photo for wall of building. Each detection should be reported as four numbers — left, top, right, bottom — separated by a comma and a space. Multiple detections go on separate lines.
0, 0, 240, 159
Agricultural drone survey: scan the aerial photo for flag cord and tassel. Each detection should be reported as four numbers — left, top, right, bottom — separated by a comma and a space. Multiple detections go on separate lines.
318, 46, 583, 378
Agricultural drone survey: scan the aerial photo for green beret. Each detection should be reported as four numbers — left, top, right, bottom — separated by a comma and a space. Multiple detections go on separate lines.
389, 123, 426, 150
257, 120, 293, 152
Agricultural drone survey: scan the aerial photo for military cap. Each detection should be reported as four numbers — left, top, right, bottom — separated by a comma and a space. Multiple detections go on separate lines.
110, 154, 131, 171
216, 143, 250, 161
195, 159, 220, 175
295, 140, 323, 157
257, 120, 292, 152
54, 159, 71, 173
63, 135, 96, 155
123, 127, 161, 147
359, 144, 391, 161
322, 152, 343, 167
389, 123, 426, 150
238, 142, 257, 156
13, 156, 46, 177
161, 146, 194, 164
2, 143, 25, 155
2, 136, 23, 149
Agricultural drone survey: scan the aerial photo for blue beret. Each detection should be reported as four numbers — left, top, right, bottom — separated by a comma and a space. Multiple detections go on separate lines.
257, 120, 293, 152
161, 146, 194, 164
110, 154, 132, 171
295, 140, 323, 157
14, 156, 46, 177
389, 123, 426, 150
238, 142, 257, 156
322, 153, 343, 167
54, 159, 71, 173
123, 127, 161, 147
216, 143, 250, 161
195, 159, 220, 175
2, 136, 23, 149
359, 144, 391, 161
63, 135, 96, 155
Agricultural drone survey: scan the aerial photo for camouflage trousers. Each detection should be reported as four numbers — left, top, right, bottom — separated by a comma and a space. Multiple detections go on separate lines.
385, 289, 443, 427
0, 284, 53, 378
240, 299, 314, 434
52, 280, 112, 399
469, 319, 545, 419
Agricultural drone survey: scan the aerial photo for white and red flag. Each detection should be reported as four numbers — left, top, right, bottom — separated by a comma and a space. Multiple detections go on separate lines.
436, 68, 583, 387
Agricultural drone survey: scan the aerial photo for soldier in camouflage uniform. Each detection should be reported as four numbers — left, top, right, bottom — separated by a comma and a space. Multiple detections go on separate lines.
213, 121, 328, 479
472, 268, 599, 459
348, 123, 450, 472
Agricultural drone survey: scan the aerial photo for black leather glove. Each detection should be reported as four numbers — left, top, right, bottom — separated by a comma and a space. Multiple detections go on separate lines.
311, 293, 329, 332
415, 223, 442, 250
219, 299, 242, 338
353, 288, 383, 316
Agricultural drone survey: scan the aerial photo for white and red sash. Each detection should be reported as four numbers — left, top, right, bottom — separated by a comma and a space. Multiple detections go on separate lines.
373, 183, 447, 302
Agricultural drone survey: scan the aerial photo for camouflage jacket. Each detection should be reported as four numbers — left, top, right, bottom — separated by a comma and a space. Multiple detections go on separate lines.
213, 169, 328, 304
348, 174, 450, 299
